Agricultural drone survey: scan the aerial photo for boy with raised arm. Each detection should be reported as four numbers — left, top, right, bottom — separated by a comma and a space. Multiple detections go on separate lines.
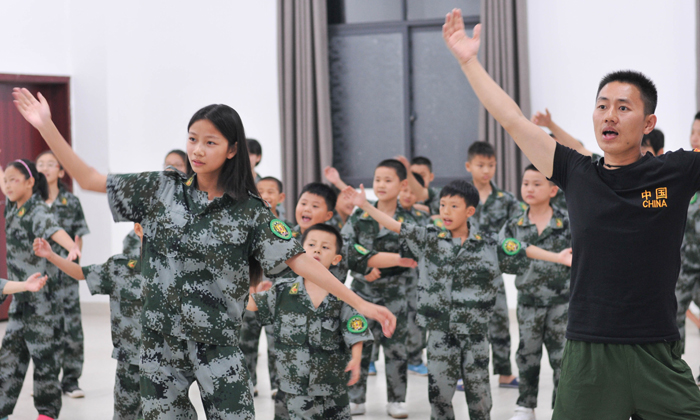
342, 180, 570, 420
443, 9, 700, 418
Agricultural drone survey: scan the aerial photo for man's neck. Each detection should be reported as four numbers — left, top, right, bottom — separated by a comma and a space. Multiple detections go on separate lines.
603, 150, 643, 169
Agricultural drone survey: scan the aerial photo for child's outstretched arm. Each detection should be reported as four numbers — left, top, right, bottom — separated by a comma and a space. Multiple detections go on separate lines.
526, 246, 572, 266
34, 238, 85, 280
2, 273, 48, 295
532, 109, 593, 157
345, 342, 363, 386
323, 166, 349, 191
443, 10, 556, 177
49, 231, 81, 261
367, 253, 417, 269
13, 88, 107, 193
396, 156, 429, 202
341, 185, 402, 233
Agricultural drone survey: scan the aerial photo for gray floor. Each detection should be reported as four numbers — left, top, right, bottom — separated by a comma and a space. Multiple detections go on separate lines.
1, 302, 699, 420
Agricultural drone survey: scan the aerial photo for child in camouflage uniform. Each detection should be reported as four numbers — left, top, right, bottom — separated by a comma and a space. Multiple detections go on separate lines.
501, 165, 571, 420
0, 159, 80, 420
248, 224, 373, 419
34, 223, 145, 420
0, 273, 49, 302
16, 90, 397, 420
343, 180, 572, 420
409, 157, 442, 216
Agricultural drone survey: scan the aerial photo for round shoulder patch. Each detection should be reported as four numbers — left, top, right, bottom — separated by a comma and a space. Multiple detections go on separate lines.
502, 238, 522, 256
347, 315, 368, 334
354, 244, 369, 255
270, 219, 292, 240
692, 193, 698, 205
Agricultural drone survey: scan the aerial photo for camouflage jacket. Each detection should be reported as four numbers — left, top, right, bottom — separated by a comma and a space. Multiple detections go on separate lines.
47, 186, 90, 257
399, 205, 431, 226
106, 171, 304, 346
500, 206, 571, 306
253, 277, 373, 396
399, 222, 529, 335
5, 194, 62, 316
421, 186, 443, 215
0, 278, 8, 305
122, 230, 141, 258
341, 203, 418, 294
83, 253, 143, 364
681, 193, 700, 272
291, 224, 349, 281
472, 181, 527, 234
327, 210, 346, 231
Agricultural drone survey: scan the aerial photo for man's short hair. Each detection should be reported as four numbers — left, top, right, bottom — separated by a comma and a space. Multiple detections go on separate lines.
376, 159, 407, 181
299, 182, 337, 212
440, 179, 480, 208
641, 129, 665, 155
257, 176, 283, 193
410, 156, 433, 172
468, 141, 496, 161
301, 223, 343, 253
597, 70, 658, 116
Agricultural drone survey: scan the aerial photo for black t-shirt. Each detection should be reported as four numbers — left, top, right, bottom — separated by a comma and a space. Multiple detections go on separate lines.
550, 144, 700, 343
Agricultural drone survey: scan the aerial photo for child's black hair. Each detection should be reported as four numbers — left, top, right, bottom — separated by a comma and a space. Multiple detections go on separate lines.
8, 159, 49, 201
440, 179, 479, 208
247, 138, 262, 164
694, 111, 700, 121
376, 159, 407, 181
641, 128, 664, 155
299, 182, 338, 212
467, 141, 496, 161
187, 104, 261, 287
301, 223, 343, 254
412, 172, 426, 188
166, 149, 189, 172
523, 164, 555, 185
36, 150, 69, 191
258, 176, 284, 193
597, 70, 657, 116
410, 156, 433, 172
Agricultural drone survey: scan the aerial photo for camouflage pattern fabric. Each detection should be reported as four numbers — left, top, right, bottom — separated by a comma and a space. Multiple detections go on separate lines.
139, 326, 255, 420
114, 360, 142, 420
239, 309, 277, 389
0, 278, 8, 305
0, 193, 63, 418
46, 187, 90, 389
327, 211, 346, 231
677, 193, 700, 354
471, 181, 527, 376
427, 331, 491, 420
123, 230, 141, 257
274, 390, 351, 420
515, 303, 568, 410
402, 207, 430, 366
253, 277, 372, 417
421, 186, 443, 216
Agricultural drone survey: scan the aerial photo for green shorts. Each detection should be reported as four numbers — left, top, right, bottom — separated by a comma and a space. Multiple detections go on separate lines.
553, 340, 700, 420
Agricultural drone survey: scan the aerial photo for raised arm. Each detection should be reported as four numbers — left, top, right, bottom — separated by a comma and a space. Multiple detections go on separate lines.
396, 156, 429, 202
34, 238, 85, 280
443, 10, 556, 177
532, 109, 593, 157
342, 185, 402, 233
12, 88, 107, 192
323, 166, 349, 191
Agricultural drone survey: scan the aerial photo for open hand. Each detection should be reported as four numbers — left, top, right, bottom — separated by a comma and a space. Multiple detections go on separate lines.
558, 248, 573, 267
24, 273, 48, 292
359, 301, 396, 338
345, 357, 362, 386
395, 155, 411, 171
443, 9, 481, 66
398, 258, 418, 269
323, 166, 341, 185
12, 88, 53, 131
531, 109, 553, 128
66, 238, 82, 261
342, 184, 367, 208
33, 238, 53, 259
364, 267, 381, 282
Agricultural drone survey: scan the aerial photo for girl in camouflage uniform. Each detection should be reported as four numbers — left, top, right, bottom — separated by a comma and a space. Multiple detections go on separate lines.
13, 88, 397, 420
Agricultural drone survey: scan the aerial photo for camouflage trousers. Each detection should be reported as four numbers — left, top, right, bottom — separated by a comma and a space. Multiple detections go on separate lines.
675, 264, 700, 354
406, 274, 426, 366
239, 309, 278, 389
0, 305, 62, 418
274, 390, 351, 420
115, 361, 142, 420
139, 327, 254, 420
59, 275, 84, 389
515, 303, 568, 409
348, 277, 408, 404
427, 330, 491, 420
488, 276, 512, 376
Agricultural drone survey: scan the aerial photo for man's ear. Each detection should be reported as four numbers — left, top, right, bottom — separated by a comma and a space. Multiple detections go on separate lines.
643, 114, 657, 135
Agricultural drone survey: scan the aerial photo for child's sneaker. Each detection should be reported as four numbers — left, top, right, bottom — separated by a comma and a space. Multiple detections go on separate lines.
508, 406, 536, 420
407, 363, 428, 376
62, 384, 85, 398
456, 379, 464, 391
350, 402, 366, 415
37, 415, 55, 420
368, 362, 376, 376
499, 377, 519, 388
386, 402, 408, 419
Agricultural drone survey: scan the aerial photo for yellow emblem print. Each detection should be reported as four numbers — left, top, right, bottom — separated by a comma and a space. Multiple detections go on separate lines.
347, 315, 368, 333
289, 282, 299, 295
414, 210, 422, 217
497, 192, 504, 198
438, 232, 447, 238
642, 188, 668, 209
517, 218, 524, 226
398, 216, 404, 223
556, 218, 563, 228
475, 234, 482, 241
354, 244, 369, 256
270, 219, 293, 240
17, 207, 26, 218
502, 238, 521, 256
185, 176, 195, 187
61, 197, 68, 205
127, 260, 137, 269
362, 212, 369, 219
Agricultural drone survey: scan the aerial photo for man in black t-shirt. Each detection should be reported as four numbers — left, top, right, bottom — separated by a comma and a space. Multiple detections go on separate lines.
442, 8, 700, 420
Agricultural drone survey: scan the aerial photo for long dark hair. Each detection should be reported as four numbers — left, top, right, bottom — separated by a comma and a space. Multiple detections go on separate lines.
36, 150, 69, 191
8, 159, 49, 201
187, 104, 262, 286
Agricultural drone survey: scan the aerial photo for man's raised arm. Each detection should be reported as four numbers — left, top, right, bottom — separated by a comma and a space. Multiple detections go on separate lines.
443, 9, 556, 177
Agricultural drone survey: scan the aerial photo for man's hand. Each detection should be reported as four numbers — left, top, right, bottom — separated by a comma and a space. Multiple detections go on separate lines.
364, 268, 381, 282
531, 109, 553, 129
342, 185, 368, 209
443, 9, 481, 66
345, 356, 362, 386
358, 301, 396, 337
558, 248, 573, 267
12, 88, 53, 131
24, 273, 48, 292
33, 238, 53, 259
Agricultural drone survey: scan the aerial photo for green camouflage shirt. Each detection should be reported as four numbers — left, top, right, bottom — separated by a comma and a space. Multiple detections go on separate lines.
0, 278, 9, 304
106, 171, 304, 346
500, 206, 571, 306
472, 181, 527, 235
421, 186, 443, 215
82, 253, 143, 364
253, 277, 373, 396
47, 186, 90, 257
399, 204, 431, 226
5, 194, 62, 316
327, 210, 346, 231
399, 222, 529, 335
122, 230, 141, 258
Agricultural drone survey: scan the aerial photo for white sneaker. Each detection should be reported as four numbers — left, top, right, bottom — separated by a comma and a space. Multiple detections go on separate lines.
509, 406, 536, 420
350, 402, 366, 416
387, 402, 409, 419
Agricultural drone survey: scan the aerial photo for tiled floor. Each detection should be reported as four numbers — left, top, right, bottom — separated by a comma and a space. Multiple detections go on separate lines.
1, 302, 699, 419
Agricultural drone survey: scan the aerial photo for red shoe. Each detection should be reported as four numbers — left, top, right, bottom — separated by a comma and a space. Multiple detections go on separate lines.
37, 415, 55, 420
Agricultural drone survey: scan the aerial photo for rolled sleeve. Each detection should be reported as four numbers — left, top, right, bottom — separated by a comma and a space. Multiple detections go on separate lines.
341, 303, 374, 348
251, 207, 305, 277
82, 259, 115, 296
106, 172, 162, 223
